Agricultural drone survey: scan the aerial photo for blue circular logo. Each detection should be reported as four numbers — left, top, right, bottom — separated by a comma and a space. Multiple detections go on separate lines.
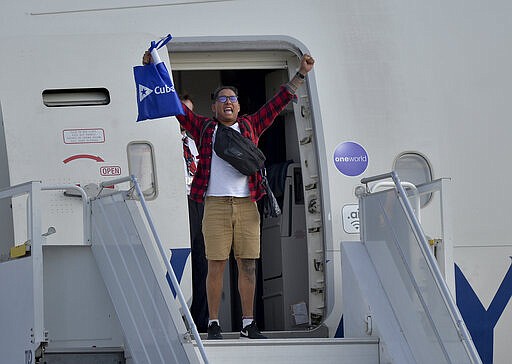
334, 141, 369, 176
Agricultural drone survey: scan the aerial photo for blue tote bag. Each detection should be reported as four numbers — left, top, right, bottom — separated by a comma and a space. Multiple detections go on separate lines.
134, 34, 184, 121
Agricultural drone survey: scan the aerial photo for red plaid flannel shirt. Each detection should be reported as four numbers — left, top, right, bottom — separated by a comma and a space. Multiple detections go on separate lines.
176, 85, 295, 203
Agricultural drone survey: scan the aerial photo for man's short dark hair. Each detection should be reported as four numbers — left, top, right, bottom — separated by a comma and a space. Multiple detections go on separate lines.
212, 86, 238, 102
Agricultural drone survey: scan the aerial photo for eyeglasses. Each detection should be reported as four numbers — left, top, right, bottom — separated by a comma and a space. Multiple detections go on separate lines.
216, 95, 238, 103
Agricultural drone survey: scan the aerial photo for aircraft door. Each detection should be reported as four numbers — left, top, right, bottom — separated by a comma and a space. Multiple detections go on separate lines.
0, 102, 14, 260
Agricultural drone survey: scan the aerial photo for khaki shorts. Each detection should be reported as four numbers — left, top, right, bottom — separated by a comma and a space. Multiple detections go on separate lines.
202, 196, 260, 260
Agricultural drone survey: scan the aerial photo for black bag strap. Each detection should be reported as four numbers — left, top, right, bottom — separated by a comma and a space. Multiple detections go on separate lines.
199, 119, 214, 150
259, 168, 281, 217
199, 119, 255, 149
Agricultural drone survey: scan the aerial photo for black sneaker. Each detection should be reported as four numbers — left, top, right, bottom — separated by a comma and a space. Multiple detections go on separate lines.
207, 322, 223, 340
240, 321, 266, 339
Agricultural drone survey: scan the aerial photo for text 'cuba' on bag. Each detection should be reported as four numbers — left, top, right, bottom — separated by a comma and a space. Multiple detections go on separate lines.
213, 123, 266, 176
133, 34, 184, 122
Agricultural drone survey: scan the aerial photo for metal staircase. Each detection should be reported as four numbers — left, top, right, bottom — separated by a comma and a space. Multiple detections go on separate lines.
342, 172, 482, 364
0, 173, 483, 363
90, 190, 201, 364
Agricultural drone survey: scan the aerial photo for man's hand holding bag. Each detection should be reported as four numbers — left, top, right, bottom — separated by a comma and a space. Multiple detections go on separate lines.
134, 34, 183, 122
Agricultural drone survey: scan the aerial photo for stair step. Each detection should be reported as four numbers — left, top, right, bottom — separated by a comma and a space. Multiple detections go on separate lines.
194, 337, 379, 364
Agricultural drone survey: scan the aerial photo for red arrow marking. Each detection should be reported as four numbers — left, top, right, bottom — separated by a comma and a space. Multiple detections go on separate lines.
63, 154, 105, 164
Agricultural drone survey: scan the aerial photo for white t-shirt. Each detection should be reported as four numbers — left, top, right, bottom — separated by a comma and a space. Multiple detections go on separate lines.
206, 123, 250, 197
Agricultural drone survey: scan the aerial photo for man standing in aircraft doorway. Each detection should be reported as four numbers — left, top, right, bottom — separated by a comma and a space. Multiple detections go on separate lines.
143, 52, 315, 339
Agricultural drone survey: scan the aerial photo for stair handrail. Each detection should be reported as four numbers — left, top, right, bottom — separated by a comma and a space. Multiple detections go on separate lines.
41, 184, 90, 244
0, 181, 45, 348
101, 175, 209, 364
361, 171, 482, 364
369, 181, 420, 221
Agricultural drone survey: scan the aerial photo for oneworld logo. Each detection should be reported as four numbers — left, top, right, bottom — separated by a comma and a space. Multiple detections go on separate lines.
334, 141, 369, 176
138, 84, 176, 102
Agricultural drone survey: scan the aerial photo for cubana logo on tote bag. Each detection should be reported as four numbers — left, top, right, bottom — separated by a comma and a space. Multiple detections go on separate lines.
134, 34, 184, 121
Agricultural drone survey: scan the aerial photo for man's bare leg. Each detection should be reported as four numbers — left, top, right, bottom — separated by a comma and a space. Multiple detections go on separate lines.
237, 258, 256, 319
237, 258, 266, 338
206, 259, 227, 320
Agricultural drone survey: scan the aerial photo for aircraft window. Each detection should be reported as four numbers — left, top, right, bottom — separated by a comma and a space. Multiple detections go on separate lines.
42, 88, 110, 107
393, 152, 433, 207
127, 142, 158, 200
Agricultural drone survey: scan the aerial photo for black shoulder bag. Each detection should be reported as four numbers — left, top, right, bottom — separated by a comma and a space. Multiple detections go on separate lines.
213, 122, 265, 176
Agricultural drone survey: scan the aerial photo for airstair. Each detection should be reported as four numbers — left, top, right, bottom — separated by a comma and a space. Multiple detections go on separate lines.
342, 172, 482, 364
90, 182, 202, 364
0, 173, 482, 363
